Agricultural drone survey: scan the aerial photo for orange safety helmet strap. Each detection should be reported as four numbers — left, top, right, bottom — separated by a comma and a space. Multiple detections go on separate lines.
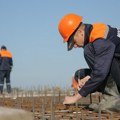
58, 14, 83, 43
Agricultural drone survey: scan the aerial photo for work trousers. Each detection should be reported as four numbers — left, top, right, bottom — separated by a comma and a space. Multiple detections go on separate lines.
0, 70, 11, 94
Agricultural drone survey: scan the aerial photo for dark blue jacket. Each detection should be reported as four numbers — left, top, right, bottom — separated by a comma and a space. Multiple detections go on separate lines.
0, 50, 13, 70
79, 24, 120, 97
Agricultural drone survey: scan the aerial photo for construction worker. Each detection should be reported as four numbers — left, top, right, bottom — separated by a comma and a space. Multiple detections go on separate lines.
0, 45, 13, 94
58, 13, 120, 105
72, 69, 120, 112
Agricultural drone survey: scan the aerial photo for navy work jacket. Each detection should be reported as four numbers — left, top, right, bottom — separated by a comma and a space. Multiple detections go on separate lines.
79, 24, 120, 97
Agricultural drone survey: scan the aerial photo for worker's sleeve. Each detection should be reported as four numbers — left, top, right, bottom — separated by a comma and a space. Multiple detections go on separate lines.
79, 39, 116, 97
9, 58, 13, 66
0, 52, 2, 65
0, 57, 2, 65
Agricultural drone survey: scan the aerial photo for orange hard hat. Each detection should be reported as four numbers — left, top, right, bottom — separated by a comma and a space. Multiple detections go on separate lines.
58, 13, 83, 43
58, 14, 83, 51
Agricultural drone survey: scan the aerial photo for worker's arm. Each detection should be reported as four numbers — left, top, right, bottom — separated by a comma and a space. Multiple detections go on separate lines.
63, 76, 90, 104
79, 39, 116, 97
9, 56, 13, 66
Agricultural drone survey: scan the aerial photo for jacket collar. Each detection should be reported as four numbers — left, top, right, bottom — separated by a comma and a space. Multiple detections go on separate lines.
84, 24, 93, 47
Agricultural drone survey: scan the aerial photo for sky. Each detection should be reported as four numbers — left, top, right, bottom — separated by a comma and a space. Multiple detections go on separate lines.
0, 0, 120, 89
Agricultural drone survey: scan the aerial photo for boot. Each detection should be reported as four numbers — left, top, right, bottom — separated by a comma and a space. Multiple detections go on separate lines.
0, 86, 3, 94
7, 85, 11, 93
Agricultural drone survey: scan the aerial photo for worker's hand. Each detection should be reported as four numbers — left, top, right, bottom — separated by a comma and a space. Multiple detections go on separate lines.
77, 75, 91, 91
83, 75, 91, 82
78, 79, 84, 88
63, 93, 82, 105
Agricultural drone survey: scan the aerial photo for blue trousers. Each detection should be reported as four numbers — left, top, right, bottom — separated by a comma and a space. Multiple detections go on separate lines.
0, 70, 11, 93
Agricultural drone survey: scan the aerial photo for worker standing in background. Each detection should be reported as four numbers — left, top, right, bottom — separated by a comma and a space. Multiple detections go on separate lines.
58, 13, 120, 105
0, 45, 13, 94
